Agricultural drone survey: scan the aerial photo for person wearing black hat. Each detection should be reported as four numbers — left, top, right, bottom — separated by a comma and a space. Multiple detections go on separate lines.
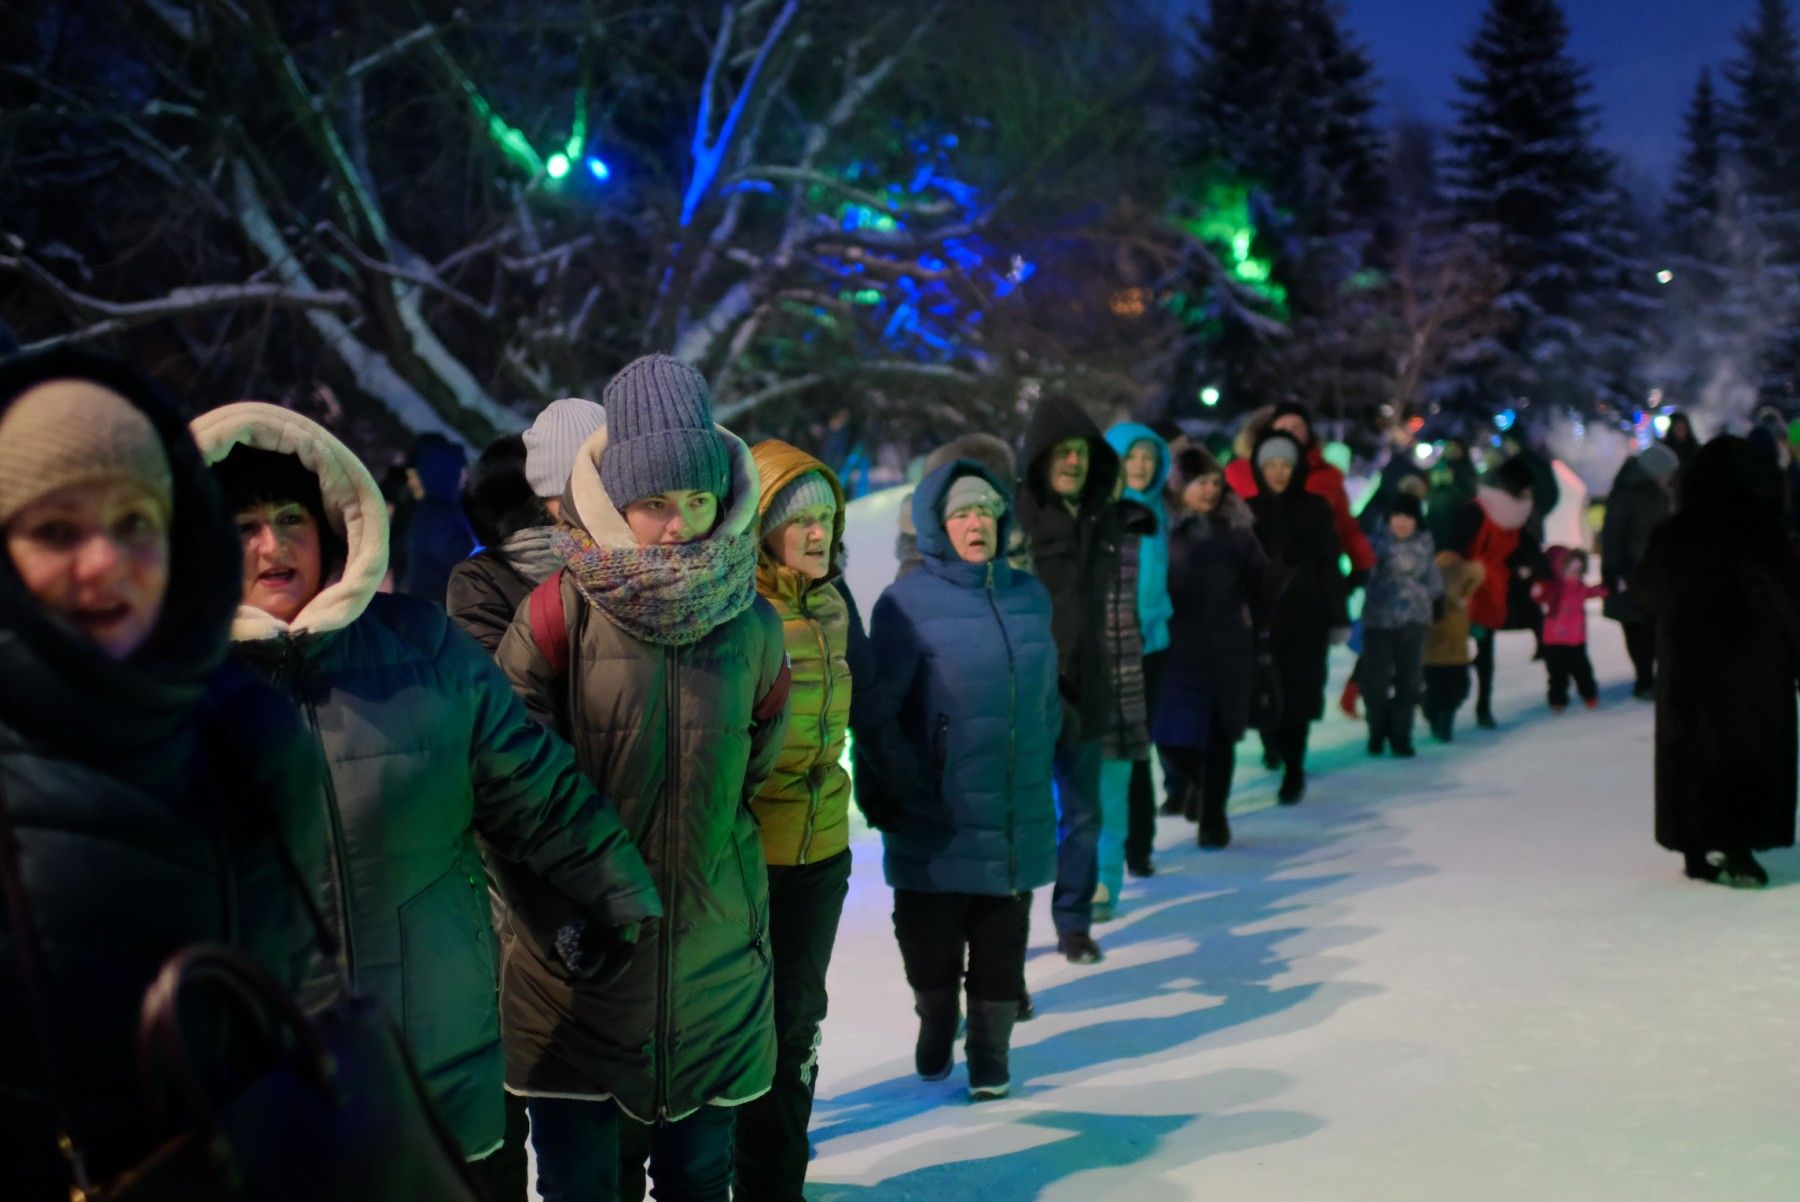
1358, 493, 1442, 757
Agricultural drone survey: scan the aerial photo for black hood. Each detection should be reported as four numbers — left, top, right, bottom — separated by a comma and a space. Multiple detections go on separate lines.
0, 348, 243, 755
1020, 394, 1119, 514
462, 434, 550, 549
1248, 427, 1312, 495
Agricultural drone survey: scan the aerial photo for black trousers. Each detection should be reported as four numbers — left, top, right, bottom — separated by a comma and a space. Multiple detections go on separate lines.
1543, 644, 1597, 706
469, 1091, 530, 1201
892, 889, 1031, 1002
733, 851, 853, 1202
1360, 624, 1426, 746
1128, 651, 1167, 862
1621, 619, 1657, 690
1165, 734, 1236, 827
1473, 627, 1496, 717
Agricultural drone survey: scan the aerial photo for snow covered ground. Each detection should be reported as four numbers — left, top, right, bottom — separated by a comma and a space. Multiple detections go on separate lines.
804, 627, 1800, 1201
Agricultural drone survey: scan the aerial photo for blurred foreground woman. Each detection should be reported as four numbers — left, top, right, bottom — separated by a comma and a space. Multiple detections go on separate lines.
0, 351, 325, 1199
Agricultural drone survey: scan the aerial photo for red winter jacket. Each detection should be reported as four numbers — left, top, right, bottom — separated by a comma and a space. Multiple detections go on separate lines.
1226, 447, 1375, 572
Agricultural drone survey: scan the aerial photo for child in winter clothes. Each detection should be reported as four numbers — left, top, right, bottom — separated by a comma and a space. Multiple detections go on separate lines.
1358, 494, 1443, 757
1422, 552, 1484, 742
1531, 546, 1608, 712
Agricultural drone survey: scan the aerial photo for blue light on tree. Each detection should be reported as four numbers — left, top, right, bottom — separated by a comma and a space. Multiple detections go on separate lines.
586, 157, 611, 182
1495, 407, 1518, 432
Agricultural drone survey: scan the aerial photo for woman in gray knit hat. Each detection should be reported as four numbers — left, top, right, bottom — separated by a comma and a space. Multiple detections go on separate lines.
495, 354, 791, 1202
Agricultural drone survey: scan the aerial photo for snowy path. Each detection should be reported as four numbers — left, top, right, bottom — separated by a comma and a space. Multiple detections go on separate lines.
804, 628, 1800, 1201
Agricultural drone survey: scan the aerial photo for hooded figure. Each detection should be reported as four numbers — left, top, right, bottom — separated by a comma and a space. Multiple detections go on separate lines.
191, 402, 658, 1163
865, 459, 1060, 1098
399, 433, 475, 605
1602, 444, 1677, 696
895, 431, 1033, 577
0, 351, 327, 1198
1661, 410, 1698, 470
1014, 394, 1121, 965
1635, 436, 1800, 886
493, 354, 790, 1199
1421, 551, 1485, 743
1226, 402, 1375, 573
734, 439, 855, 1199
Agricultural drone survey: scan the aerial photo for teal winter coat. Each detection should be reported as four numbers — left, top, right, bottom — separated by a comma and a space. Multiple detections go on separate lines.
1104, 423, 1173, 655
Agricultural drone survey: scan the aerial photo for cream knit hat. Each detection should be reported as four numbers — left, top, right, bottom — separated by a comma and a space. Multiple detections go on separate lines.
0, 379, 173, 525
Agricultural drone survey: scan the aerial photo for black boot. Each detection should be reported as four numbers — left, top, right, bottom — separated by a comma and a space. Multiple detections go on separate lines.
1126, 851, 1155, 878
913, 987, 960, 1080
965, 997, 1017, 1100
1181, 780, 1203, 824
1475, 705, 1496, 730
1390, 738, 1416, 758
1278, 767, 1306, 805
1718, 850, 1769, 888
1683, 850, 1722, 883
1198, 792, 1231, 850
1367, 732, 1386, 757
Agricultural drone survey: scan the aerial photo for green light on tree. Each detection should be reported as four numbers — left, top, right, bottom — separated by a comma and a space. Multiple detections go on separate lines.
546, 153, 572, 180
1177, 177, 1287, 312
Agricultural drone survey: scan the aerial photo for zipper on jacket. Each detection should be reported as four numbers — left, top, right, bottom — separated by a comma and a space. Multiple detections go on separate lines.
656, 646, 678, 1118
797, 590, 832, 866
985, 563, 1021, 891
282, 636, 357, 985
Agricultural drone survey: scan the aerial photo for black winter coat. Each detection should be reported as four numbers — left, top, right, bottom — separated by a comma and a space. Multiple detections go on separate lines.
1600, 458, 1672, 624
0, 351, 327, 1199
1635, 438, 1800, 853
1155, 495, 1270, 748
447, 527, 561, 653
1014, 395, 1122, 743
1247, 436, 1346, 724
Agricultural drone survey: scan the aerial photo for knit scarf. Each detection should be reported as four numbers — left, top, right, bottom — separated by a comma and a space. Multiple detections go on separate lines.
554, 523, 758, 646
500, 526, 563, 586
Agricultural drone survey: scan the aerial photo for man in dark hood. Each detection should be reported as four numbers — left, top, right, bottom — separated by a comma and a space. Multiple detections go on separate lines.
1014, 393, 1122, 965
399, 432, 475, 605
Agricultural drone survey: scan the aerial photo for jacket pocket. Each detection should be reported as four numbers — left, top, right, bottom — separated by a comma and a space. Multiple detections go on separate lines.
398, 860, 501, 1074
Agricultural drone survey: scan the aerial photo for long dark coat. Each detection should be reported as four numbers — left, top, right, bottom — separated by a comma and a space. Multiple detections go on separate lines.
1155, 493, 1270, 748
1246, 434, 1346, 725
1635, 437, 1800, 853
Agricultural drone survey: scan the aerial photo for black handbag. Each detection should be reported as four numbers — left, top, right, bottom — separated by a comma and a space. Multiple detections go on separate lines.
0, 776, 482, 1202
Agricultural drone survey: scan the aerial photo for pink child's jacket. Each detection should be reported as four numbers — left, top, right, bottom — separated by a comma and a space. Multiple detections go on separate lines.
1531, 546, 1609, 647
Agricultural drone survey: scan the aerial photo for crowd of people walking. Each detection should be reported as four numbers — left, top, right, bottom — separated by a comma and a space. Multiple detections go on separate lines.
3, 340, 1799, 1202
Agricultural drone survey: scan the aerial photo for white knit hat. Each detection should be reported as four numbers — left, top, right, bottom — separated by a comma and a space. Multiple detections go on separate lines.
523, 397, 607, 499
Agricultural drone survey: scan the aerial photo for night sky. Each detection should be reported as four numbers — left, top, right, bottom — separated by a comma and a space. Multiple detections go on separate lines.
1163, 0, 1763, 188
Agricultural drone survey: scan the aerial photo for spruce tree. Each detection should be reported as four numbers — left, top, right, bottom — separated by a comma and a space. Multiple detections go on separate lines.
1178, 0, 1389, 423
1445, 0, 1648, 421
1723, 0, 1800, 406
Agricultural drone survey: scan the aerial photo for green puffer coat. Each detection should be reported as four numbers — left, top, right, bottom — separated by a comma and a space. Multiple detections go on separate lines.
496, 421, 789, 1123
0, 351, 327, 1199
190, 403, 660, 1159
749, 439, 853, 867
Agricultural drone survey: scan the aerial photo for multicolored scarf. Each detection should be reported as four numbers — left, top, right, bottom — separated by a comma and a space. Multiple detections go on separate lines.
554, 523, 758, 647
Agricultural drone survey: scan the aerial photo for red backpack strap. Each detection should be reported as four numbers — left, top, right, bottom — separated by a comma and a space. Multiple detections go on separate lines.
527, 570, 570, 677
753, 653, 793, 726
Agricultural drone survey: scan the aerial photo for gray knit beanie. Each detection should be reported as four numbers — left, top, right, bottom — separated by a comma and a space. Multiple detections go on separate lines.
524, 397, 607, 498
1636, 441, 1680, 484
1256, 434, 1302, 468
942, 473, 1005, 520
763, 470, 837, 533
599, 355, 730, 507
0, 380, 173, 526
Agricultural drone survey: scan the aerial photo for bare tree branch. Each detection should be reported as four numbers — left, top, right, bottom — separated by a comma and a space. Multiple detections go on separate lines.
716, 359, 982, 422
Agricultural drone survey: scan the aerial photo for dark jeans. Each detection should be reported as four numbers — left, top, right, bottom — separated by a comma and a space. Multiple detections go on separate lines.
1544, 644, 1597, 706
525, 1096, 734, 1202
1360, 624, 1426, 746
1473, 627, 1496, 717
1621, 619, 1656, 690
1127, 652, 1167, 862
1051, 738, 1103, 937
733, 851, 852, 1202
469, 1091, 530, 1201
892, 889, 1031, 1002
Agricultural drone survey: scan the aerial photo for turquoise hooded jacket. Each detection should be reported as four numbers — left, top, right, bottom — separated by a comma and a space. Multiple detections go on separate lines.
1105, 422, 1173, 654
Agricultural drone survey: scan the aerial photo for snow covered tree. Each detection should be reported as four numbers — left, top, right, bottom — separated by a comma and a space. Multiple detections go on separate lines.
1721, 0, 1800, 406
1444, 0, 1649, 422
1171, 0, 1390, 425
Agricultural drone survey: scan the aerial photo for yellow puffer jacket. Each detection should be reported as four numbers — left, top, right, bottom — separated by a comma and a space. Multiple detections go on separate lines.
750, 440, 854, 866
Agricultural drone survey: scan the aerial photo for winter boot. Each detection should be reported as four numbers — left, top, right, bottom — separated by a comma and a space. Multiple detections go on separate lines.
1583, 697, 1599, 710
965, 997, 1018, 1100
1198, 776, 1231, 849
1683, 851, 1722, 883
1278, 767, 1306, 805
1181, 780, 1203, 824
1429, 710, 1455, 743
1126, 851, 1155, 878
1717, 850, 1769, 888
1367, 732, 1386, 757
1475, 705, 1496, 730
1016, 990, 1036, 1022
913, 988, 960, 1081
1157, 794, 1183, 817
1390, 738, 1416, 758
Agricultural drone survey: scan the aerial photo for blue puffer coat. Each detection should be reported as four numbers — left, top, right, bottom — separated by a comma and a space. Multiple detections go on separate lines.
1363, 526, 1443, 630
1104, 423, 1172, 654
866, 460, 1062, 896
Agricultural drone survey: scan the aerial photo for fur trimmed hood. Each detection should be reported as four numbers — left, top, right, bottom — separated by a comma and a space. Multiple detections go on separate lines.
1476, 483, 1533, 533
190, 402, 390, 641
